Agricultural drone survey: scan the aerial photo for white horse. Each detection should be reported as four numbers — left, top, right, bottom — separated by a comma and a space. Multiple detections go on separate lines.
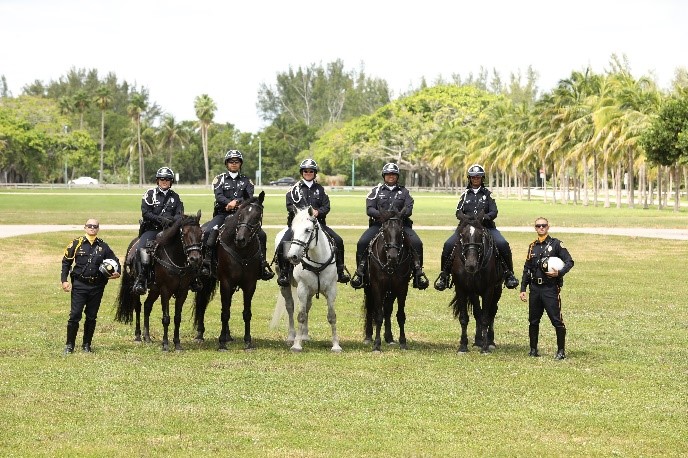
270, 207, 342, 352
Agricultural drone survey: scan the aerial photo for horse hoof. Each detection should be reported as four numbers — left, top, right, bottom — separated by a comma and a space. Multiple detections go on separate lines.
488, 344, 496, 351
372, 349, 382, 354
363, 338, 372, 345
244, 342, 255, 351
386, 340, 397, 345
290, 346, 302, 353
480, 349, 491, 354
331, 346, 342, 353
134, 336, 142, 342
175, 346, 183, 352
193, 338, 204, 344
162, 345, 169, 352
400, 343, 408, 350
458, 346, 468, 353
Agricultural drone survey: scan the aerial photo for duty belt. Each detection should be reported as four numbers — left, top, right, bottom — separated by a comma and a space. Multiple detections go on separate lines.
76, 275, 101, 284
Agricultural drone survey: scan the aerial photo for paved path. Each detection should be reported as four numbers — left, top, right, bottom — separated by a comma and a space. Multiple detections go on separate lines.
1, 225, 687, 240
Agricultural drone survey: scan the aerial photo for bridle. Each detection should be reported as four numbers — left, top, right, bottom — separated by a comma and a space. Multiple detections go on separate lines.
458, 223, 493, 271
372, 217, 410, 274
234, 202, 263, 243
154, 219, 203, 275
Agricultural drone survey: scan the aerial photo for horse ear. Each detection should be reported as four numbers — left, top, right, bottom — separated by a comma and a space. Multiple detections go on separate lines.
308, 206, 315, 217
258, 190, 265, 204
196, 209, 202, 221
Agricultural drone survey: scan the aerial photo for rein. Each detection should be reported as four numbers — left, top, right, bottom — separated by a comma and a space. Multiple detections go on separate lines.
369, 218, 411, 275
218, 202, 264, 266
153, 223, 203, 276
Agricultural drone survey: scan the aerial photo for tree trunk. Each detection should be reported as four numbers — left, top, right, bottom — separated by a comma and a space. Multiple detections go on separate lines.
603, 160, 610, 208
673, 164, 680, 212
627, 149, 635, 208
593, 153, 598, 207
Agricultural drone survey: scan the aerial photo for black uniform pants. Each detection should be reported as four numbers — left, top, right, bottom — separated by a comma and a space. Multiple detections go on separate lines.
355, 225, 423, 266
528, 284, 565, 329
68, 279, 106, 327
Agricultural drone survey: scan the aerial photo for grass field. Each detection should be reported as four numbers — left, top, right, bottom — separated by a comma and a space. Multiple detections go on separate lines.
0, 188, 686, 456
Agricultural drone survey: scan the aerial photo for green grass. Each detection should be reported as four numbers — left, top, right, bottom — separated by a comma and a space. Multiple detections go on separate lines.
0, 189, 687, 456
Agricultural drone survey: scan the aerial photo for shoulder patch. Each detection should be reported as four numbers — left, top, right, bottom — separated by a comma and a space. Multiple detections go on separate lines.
559, 241, 565, 248
212, 176, 220, 186
248, 179, 254, 185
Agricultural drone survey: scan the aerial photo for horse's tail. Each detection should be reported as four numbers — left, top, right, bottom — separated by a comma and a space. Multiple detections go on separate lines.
192, 276, 217, 330
449, 291, 474, 318
269, 292, 287, 330
449, 292, 460, 319
114, 268, 136, 324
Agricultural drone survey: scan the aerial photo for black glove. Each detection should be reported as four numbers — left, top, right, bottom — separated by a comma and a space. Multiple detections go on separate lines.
160, 216, 174, 228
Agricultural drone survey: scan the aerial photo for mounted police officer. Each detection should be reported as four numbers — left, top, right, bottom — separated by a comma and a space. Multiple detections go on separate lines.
275, 159, 350, 287
350, 162, 428, 290
61, 218, 120, 354
434, 164, 519, 291
132, 166, 185, 295
201, 149, 274, 281
519, 217, 574, 360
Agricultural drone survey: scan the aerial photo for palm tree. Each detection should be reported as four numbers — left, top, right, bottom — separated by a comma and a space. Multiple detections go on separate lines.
194, 94, 217, 185
157, 114, 189, 167
128, 91, 148, 185
73, 90, 90, 130
93, 86, 112, 183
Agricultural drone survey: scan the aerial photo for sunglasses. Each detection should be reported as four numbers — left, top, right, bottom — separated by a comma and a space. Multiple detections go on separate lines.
227, 160, 241, 164
535, 224, 548, 228
158, 178, 172, 182
85, 224, 99, 229
302, 170, 315, 174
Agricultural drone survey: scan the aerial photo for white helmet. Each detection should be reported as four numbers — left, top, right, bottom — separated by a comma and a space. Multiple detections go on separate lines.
541, 256, 565, 273
99, 259, 119, 278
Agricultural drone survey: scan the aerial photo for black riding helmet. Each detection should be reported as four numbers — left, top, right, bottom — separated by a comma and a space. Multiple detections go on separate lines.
156, 167, 175, 183
224, 150, 243, 165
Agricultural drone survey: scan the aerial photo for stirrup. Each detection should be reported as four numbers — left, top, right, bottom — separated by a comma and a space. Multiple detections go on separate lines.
505, 273, 519, 289
413, 272, 429, 290
277, 273, 290, 287
132, 278, 147, 295
337, 266, 351, 284
261, 264, 275, 281
350, 271, 364, 289
433, 272, 449, 291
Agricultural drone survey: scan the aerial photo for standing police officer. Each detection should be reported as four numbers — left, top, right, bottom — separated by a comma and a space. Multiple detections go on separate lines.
519, 217, 574, 360
350, 163, 428, 290
434, 164, 519, 291
201, 149, 273, 281
132, 166, 185, 295
275, 159, 350, 286
61, 218, 120, 354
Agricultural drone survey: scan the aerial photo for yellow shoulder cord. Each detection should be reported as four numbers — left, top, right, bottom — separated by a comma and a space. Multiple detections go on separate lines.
63, 237, 84, 261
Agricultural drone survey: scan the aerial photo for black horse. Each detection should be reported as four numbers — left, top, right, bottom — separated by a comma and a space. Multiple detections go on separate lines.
115, 211, 203, 351
448, 210, 503, 353
193, 192, 265, 350
363, 209, 413, 352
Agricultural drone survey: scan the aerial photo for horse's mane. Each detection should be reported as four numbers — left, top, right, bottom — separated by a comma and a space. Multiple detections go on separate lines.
155, 214, 199, 246
457, 210, 485, 232
378, 209, 400, 223
224, 196, 262, 233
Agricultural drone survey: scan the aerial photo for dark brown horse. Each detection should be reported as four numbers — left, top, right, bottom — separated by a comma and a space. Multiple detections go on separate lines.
115, 211, 203, 351
449, 211, 503, 353
193, 192, 265, 350
364, 209, 413, 352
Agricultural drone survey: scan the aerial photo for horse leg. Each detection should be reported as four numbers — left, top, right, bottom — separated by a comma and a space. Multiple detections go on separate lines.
242, 285, 257, 350
218, 285, 232, 351
457, 296, 470, 353
291, 285, 310, 352
363, 289, 373, 344
326, 290, 341, 353
471, 294, 482, 347
383, 294, 395, 345
397, 293, 408, 350
142, 293, 156, 343
160, 295, 171, 352
134, 297, 142, 342
302, 295, 313, 342
172, 291, 188, 351
280, 286, 296, 345
479, 294, 494, 354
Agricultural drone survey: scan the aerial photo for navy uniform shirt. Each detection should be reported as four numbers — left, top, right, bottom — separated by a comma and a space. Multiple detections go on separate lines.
365, 184, 414, 226
455, 186, 498, 228
286, 181, 330, 226
141, 187, 184, 230
61, 236, 120, 283
520, 235, 574, 291
212, 172, 254, 216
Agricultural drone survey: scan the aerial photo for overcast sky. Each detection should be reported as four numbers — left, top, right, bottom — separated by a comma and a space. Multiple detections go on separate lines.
1, 0, 686, 133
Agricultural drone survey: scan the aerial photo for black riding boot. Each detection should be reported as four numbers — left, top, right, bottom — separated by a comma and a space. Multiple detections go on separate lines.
528, 324, 540, 357
411, 250, 429, 290
277, 249, 293, 287
200, 228, 219, 277
132, 248, 150, 295
555, 327, 566, 360
64, 322, 78, 354
502, 251, 519, 289
260, 244, 275, 281
434, 255, 451, 291
336, 249, 350, 284
82, 320, 96, 353
349, 256, 367, 289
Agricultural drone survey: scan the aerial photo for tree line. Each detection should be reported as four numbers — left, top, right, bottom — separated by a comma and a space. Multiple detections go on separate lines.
1, 57, 687, 210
